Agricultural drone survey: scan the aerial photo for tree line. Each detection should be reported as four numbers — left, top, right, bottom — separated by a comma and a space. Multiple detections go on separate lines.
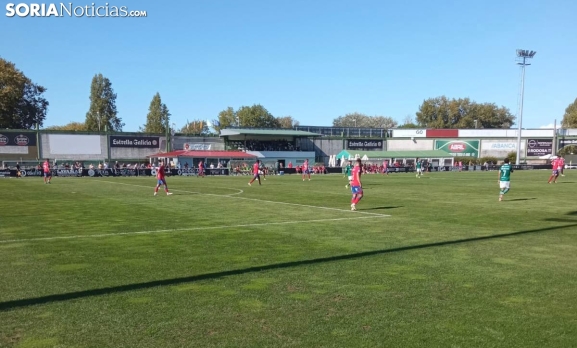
2, 57, 577, 132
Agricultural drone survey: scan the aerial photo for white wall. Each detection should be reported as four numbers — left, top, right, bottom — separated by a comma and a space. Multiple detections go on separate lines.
459, 129, 554, 138
41, 134, 107, 160
558, 129, 577, 136
480, 139, 525, 157
392, 129, 427, 138
387, 139, 434, 151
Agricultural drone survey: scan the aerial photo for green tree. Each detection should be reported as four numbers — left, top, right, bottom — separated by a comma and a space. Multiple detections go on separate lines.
332, 112, 397, 128
85, 74, 123, 131
558, 145, 577, 156
415, 96, 515, 129
276, 116, 299, 128
397, 115, 419, 128
0, 58, 49, 129
236, 104, 279, 128
142, 93, 170, 133
216, 104, 280, 131
180, 119, 209, 135
215, 106, 236, 132
561, 98, 577, 128
44, 122, 87, 131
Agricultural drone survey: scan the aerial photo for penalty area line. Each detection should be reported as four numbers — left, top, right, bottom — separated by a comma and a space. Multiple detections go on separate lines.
98, 180, 243, 197
0, 216, 388, 244
99, 181, 389, 217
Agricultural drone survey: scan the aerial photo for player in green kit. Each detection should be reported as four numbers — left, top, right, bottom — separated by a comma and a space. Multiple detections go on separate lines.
344, 161, 353, 188
498, 158, 513, 201
415, 158, 423, 178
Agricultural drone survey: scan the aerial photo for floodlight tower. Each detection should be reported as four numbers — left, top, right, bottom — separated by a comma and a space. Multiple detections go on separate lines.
515, 49, 536, 165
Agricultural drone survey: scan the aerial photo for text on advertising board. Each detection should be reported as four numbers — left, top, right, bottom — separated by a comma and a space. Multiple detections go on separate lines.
435, 140, 480, 157
109, 136, 160, 148
0, 132, 37, 146
347, 139, 383, 150
526, 139, 552, 156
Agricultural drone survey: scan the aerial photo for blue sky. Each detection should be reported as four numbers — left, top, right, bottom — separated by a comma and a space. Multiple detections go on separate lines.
2, 0, 576, 131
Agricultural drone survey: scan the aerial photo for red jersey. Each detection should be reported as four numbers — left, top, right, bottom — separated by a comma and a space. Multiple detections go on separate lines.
303, 161, 309, 170
351, 166, 361, 186
253, 163, 259, 175
558, 158, 565, 168
383, 161, 388, 168
43, 161, 50, 173
199, 162, 204, 169
552, 159, 558, 169
157, 165, 165, 179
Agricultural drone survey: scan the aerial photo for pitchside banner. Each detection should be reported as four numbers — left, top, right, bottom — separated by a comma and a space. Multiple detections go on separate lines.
347, 139, 383, 150
526, 139, 552, 156
109, 136, 160, 148
0, 132, 37, 146
435, 140, 480, 157
10, 168, 230, 177
559, 139, 577, 149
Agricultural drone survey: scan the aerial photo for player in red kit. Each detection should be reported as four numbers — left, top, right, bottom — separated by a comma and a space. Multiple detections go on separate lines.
350, 158, 363, 211
198, 161, 205, 177
248, 160, 261, 186
154, 161, 173, 196
43, 159, 52, 184
548, 158, 559, 184
382, 160, 389, 175
302, 159, 311, 181
559, 156, 566, 177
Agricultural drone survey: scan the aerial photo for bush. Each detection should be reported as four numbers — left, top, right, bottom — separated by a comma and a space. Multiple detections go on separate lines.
558, 145, 577, 156
506, 151, 517, 164
480, 156, 498, 165
454, 156, 479, 165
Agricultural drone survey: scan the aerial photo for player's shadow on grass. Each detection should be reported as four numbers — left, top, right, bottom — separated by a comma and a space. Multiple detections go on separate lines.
1, 223, 576, 312
506, 198, 536, 202
363, 206, 403, 211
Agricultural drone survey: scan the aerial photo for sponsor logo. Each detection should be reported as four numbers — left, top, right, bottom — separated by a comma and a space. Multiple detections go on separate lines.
0, 134, 8, 146
110, 136, 160, 148
88, 169, 95, 177
528, 140, 537, 148
0, 169, 11, 177
21, 169, 43, 176
448, 143, 466, 152
56, 169, 81, 177
490, 143, 515, 149
347, 140, 382, 149
14, 134, 29, 146
177, 169, 197, 176
183, 143, 211, 150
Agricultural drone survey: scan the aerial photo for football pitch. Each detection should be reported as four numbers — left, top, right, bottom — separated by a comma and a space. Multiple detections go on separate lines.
0, 171, 576, 348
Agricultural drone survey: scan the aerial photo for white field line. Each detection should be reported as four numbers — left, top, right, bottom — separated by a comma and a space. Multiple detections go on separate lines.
0, 216, 387, 244
99, 181, 390, 217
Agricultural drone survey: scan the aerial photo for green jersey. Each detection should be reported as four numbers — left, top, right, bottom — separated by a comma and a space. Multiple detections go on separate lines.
499, 163, 512, 181
416, 161, 422, 169
345, 165, 352, 176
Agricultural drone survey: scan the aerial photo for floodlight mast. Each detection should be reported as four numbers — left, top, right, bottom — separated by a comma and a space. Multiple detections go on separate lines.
515, 49, 536, 165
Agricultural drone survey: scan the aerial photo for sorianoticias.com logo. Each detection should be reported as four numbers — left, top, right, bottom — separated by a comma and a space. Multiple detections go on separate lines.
5, 3, 147, 17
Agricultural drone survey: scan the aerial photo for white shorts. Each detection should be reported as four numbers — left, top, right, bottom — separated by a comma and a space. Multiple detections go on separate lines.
499, 181, 510, 190
417, 169, 422, 173
348, 176, 353, 181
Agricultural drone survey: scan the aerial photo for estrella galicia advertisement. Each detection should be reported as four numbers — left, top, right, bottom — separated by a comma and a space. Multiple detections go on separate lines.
0, 132, 37, 146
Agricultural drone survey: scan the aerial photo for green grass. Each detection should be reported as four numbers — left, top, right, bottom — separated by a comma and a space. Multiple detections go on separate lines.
0, 170, 576, 348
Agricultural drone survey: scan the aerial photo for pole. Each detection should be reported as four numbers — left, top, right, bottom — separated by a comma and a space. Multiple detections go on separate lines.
165, 117, 170, 153
553, 119, 557, 155
516, 57, 526, 165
